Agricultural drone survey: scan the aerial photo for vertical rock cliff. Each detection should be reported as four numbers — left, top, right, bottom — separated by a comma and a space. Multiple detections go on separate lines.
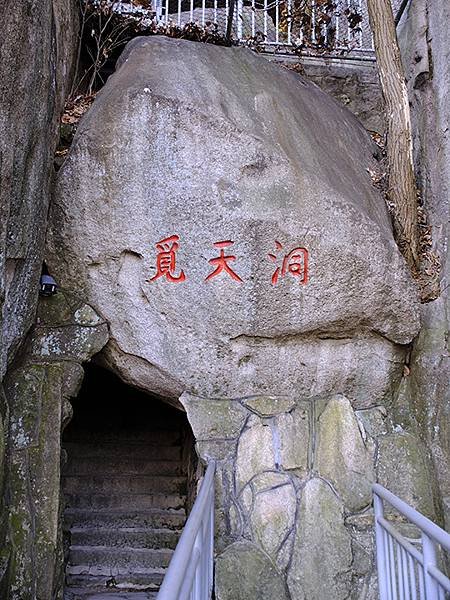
398, 0, 450, 522
0, 1, 78, 595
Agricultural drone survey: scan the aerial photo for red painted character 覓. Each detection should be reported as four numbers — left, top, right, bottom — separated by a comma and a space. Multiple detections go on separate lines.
149, 235, 186, 283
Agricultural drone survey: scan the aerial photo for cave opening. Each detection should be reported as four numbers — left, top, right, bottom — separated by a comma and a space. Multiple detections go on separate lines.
62, 363, 197, 599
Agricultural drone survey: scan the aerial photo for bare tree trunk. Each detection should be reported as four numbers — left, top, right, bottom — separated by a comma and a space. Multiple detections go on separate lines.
367, 0, 420, 273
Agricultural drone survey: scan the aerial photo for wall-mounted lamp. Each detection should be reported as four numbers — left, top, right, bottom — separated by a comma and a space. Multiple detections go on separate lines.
39, 274, 58, 296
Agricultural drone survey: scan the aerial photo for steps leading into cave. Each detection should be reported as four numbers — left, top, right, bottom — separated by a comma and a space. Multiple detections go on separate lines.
64, 590, 158, 600
63, 427, 187, 599
64, 508, 186, 530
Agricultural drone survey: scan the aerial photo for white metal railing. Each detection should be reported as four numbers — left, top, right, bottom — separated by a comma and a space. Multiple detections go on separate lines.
373, 484, 450, 600
157, 461, 215, 600
117, 0, 375, 57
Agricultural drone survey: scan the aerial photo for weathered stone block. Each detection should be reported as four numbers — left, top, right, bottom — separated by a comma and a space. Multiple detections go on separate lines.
242, 395, 296, 417
6, 364, 65, 599
235, 416, 275, 490
288, 478, 352, 600
181, 392, 247, 440
248, 473, 296, 570
377, 432, 439, 520
276, 403, 310, 477
315, 395, 374, 511
216, 541, 289, 600
196, 440, 237, 461
356, 405, 390, 438
29, 322, 108, 364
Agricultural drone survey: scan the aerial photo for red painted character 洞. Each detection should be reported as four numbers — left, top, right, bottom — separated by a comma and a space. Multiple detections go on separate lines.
268, 241, 309, 285
149, 235, 186, 282
205, 241, 243, 283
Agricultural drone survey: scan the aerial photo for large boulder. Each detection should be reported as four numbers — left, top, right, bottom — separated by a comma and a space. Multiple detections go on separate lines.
47, 36, 419, 404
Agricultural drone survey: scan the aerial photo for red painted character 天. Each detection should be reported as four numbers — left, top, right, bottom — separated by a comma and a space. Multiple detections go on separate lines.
268, 241, 309, 285
205, 241, 243, 283
149, 235, 186, 282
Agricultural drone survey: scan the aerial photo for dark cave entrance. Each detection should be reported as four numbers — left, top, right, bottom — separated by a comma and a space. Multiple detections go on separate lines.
61, 363, 197, 598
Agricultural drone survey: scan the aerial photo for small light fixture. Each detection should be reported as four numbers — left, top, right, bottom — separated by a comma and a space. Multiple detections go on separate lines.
39, 274, 58, 296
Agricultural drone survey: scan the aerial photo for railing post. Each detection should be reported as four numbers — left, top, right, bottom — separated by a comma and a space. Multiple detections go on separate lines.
157, 462, 215, 600
153, 0, 163, 21
422, 532, 439, 600
236, 0, 243, 40
209, 487, 214, 597
374, 491, 390, 600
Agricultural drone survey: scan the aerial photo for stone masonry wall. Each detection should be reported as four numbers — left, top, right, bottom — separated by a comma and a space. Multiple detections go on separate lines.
182, 391, 441, 600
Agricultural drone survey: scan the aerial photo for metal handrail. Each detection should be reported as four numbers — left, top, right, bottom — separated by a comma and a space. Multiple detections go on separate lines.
117, 0, 376, 57
373, 483, 450, 600
157, 461, 215, 600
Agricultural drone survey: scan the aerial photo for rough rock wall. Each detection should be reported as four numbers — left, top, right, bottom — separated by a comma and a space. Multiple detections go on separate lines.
0, 1, 79, 596
0, 0, 78, 379
268, 56, 385, 134
45, 36, 436, 599
398, 1, 450, 516
2, 293, 108, 599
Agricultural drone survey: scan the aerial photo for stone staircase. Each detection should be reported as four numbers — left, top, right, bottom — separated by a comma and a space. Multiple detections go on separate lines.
63, 425, 187, 600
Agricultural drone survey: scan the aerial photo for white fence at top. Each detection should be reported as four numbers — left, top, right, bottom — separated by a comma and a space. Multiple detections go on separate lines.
118, 0, 376, 57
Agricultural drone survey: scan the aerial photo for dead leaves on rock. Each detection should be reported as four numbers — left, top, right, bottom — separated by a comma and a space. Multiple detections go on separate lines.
62, 93, 97, 126
366, 134, 441, 303
54, 94, 97, 169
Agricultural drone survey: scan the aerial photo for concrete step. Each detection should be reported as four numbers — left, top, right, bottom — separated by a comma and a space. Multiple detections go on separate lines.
63, 443, 182, 461
69, 528, 180, 550
64, 509, 186, 531
66, 569, 165, 592
66, 565, 165, 590
64, 476, 186, 496
64, 589, 157, 600
65, 457, 183, 476
65, 430, 182, 445
65, 493, 186, 511
68, 546, 173, 570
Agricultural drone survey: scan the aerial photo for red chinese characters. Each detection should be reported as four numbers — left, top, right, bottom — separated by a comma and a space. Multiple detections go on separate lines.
205, 241, 243, 283
148, 236, 309, 285
148, 235, 186, 283
268, 241, 309, 285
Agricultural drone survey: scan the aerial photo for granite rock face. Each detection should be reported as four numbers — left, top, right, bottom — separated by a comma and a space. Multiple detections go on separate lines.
398, 0, 450, 513
0, 0, 78, 379
315, 395, 374, 511
0, 2, 78, 596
